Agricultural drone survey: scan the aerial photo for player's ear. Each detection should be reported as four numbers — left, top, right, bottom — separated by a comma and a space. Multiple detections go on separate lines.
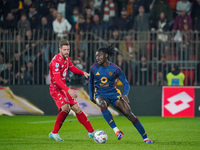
105, 53, 108, 58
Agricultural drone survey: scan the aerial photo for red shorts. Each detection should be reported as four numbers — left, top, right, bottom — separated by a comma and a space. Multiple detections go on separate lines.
50, 89, 78, 111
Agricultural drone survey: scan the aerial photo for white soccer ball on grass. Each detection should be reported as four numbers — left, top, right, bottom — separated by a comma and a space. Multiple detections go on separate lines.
93, 130, 108, 144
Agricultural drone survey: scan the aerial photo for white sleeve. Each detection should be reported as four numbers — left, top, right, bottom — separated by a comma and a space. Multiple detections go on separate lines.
64, 19, 72, 31
176, 2, 180, 11
186, 2, 191, 13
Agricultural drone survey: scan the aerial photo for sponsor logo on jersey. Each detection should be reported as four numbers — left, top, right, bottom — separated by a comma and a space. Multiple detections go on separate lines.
100, 83, 109, 87
95, 72, 100, 75
55, 68, 59, 71
55, 63, 59, 68
100, 77, 109, 87
101, 77, 108, 83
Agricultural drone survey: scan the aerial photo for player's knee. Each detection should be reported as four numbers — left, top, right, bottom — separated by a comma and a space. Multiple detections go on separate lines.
61, 104, 70, 112
126, 112, 136, 122
123, 110, 130, 118
96, 99, 107, 108
71, 103, 82, 113
123, 110, 133, 118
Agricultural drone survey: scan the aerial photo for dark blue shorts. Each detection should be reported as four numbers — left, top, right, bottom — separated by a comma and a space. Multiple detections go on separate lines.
95, 90, 121, 108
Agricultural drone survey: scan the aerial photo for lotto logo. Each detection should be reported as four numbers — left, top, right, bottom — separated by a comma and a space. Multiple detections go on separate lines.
162, 87, 194, 117
165, 92, 193, 114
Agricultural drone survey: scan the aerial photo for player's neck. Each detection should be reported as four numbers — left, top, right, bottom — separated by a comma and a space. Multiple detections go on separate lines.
102, 61, 110, 67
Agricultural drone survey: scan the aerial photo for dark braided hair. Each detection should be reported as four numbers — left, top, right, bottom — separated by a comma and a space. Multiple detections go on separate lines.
97, 45, 116, 58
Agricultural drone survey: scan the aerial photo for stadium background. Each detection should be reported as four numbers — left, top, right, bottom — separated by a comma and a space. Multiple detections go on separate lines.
5, 85, 200, 117
0, 0, 200, 115
1, 1, 200, 149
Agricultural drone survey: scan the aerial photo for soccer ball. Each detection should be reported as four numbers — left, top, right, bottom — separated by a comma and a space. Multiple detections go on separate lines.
94, 130, 108, 144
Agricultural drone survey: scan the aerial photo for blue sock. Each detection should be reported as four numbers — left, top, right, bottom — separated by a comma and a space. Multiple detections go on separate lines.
101, 107, 116, 129
132, 118, 147, 140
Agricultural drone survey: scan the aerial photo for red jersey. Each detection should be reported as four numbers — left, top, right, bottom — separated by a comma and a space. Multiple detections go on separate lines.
49, 53, 84, 91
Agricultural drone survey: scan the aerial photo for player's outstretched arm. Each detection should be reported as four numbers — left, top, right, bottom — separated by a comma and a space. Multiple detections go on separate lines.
83, 72, 89, 78
68, 58, 85, 75
69, 65, 84, 75
118, 68, 130, 96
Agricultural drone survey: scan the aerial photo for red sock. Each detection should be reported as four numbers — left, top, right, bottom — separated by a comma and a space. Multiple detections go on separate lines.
76, 110, 94, 133
52, 110, 68, 134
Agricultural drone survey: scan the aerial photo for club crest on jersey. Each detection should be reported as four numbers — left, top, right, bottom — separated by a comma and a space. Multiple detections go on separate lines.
55, 63, 59, 68
64, 61, 67, 64
109, 71, 113, 76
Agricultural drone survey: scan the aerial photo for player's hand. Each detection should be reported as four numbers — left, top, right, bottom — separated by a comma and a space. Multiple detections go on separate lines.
68, 89, 77, 99
83, 72, 89, 78
122, 95, 130, 103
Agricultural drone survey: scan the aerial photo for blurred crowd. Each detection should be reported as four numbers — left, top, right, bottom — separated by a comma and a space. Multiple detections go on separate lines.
1, 0, 200, 33
0, 0, 200, 86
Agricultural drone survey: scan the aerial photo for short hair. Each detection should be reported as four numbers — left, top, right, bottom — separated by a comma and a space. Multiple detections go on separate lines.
20, 13, 27, 18
30, 4, 36, 8
97, 45, 115, 58
59, 39, 70, 48
173, 64, 179, 70
57, 13, 63, 17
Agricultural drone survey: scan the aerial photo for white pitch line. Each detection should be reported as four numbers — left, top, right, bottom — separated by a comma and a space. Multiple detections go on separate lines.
27, 116, 103, 124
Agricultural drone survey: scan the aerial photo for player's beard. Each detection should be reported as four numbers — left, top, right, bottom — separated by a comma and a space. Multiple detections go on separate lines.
61, 52, 69, 59
98, 59, 107, 66
97, 59, 103, 65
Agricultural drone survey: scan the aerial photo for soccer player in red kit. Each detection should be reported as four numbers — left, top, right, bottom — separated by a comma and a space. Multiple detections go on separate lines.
49, 39, 96, 141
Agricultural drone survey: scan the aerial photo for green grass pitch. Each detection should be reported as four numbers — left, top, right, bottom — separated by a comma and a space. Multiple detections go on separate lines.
0, 116, 200, 150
